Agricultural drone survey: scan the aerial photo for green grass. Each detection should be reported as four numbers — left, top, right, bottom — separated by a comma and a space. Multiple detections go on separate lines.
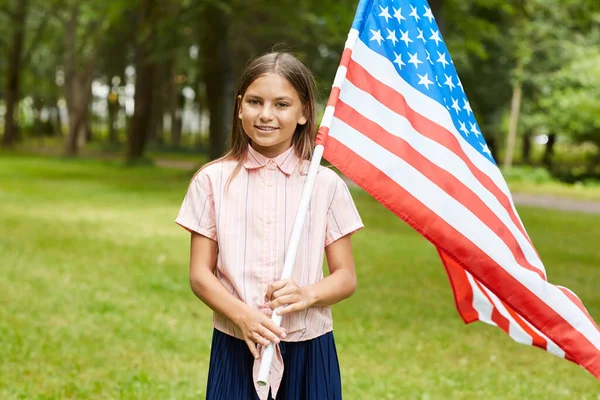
1, 154, 599, 399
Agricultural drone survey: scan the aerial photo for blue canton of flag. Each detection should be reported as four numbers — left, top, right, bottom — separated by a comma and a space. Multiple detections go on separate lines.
357, 0, 493, 162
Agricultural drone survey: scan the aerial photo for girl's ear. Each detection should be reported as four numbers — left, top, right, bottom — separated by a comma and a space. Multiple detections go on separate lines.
237, 95, 243, 119
298, 105, 308, 125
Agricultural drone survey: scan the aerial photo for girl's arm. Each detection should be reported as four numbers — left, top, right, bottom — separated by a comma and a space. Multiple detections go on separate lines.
189, 232, 287, 358
266, 235, 357, 314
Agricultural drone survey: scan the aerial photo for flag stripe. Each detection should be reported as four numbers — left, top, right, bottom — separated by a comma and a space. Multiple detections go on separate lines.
323, 134, 600, 376
342, 57, 543, 273
336, 82, 544, 278
323, 119, 600, 363
439, 251, 478, 323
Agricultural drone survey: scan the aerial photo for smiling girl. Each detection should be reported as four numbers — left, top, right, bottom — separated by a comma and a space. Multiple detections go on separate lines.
176, 52, 363, 400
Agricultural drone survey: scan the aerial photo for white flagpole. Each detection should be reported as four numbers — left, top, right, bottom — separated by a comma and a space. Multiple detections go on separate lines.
256, 144, 325, 386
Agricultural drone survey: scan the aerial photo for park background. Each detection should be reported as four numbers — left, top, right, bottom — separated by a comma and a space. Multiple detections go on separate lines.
1, 0, 600, 398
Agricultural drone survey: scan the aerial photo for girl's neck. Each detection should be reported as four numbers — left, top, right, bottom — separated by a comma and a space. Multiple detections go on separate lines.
250, 142, 293, 159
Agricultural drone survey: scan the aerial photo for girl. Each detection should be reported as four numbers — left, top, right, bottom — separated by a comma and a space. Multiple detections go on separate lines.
175, 52, 363, 400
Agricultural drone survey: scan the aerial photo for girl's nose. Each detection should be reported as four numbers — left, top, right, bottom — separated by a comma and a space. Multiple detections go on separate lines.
259, 105, 274, 120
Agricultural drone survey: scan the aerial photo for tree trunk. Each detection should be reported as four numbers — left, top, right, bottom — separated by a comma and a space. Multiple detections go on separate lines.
63, 5, 95, 156
543, 133, 556, 168
107, 89, 120, 143
126, 0, 158, 162
52, 105, 63, 137
170, 92, 184, 147
200, 4, 234, 160
149, 65, 165, 145
503, 76, 523, 169
2, 0, 29, 148
522, 131, 532, 165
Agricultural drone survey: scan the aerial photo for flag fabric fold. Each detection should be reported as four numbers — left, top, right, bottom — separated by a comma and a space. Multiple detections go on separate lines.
316, 0, 600, 378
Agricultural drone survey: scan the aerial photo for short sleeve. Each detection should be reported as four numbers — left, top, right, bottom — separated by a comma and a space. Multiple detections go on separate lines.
175, 171, 217, 241
325, 177, 364, 247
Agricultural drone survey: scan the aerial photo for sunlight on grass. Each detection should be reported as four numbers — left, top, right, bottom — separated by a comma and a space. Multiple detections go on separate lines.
1, 156, 599, 399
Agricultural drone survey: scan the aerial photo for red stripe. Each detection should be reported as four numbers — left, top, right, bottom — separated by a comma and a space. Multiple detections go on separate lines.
334, 100, 545, 279
439, 250, 478, 323
559, 287, 600, 331
344, 59, 542, 270
504, 304, 548, 350
322, 136, 600, 379
316, 47, 354, 146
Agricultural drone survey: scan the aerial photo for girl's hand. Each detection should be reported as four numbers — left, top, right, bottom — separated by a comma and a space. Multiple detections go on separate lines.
234, 307, 287, 359
265, 279, 316, 315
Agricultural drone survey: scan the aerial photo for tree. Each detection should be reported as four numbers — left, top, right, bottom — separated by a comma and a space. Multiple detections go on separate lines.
0, 0, 49, 148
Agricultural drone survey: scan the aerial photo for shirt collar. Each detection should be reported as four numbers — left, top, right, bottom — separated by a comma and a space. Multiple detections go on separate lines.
243, 144, 301, 175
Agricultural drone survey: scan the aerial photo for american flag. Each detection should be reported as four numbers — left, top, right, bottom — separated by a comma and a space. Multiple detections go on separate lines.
315, 0, 600, 378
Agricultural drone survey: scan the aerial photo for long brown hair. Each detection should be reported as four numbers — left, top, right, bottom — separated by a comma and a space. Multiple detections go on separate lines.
200, 52, 318, 186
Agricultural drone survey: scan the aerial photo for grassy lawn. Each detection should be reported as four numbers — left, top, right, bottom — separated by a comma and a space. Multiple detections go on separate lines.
1, 154, 599, 399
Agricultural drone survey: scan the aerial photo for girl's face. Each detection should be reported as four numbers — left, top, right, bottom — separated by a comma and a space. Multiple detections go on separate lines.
238, 73, 307, 158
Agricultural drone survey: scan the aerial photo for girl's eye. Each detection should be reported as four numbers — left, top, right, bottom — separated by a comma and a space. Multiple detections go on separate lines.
277, 103, 290, 108
248, 99, 260, 105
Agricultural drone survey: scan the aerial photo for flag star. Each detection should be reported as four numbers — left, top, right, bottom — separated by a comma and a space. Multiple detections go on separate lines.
423, 6, 435, 23
425, 50, 434, 65
369, 29, 384, 46
463, 99, 472, 116
470, 122, 481, 136
400, 30, 413, 46
481, 143, 492, 156
458, 80, 463, 90
379, 6, 392, 23
407, 52, 423, 69
459, 121, 470, 135
393, 52, 406, 70
416, 28, 426, 44
393, 7, 406, 23
444, 74, 455, 91
436, 51, 449, 68
451, 97, 461, 114
409, 5, 420, 21
417, 73, 433, 89
386, 28, 398, 46
430, 29, 443, 46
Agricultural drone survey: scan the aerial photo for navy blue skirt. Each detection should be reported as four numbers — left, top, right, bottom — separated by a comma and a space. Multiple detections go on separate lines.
206, 328, 342, 400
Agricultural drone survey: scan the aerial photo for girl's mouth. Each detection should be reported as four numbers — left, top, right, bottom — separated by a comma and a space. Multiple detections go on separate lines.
255, 126, 279, 133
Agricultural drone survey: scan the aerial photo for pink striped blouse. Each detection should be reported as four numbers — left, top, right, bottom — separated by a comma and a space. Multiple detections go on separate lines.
175, 144, 363, 397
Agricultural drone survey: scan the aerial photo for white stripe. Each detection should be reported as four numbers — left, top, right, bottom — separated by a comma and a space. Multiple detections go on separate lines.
328, 117, 600, 351
333, 66, 348, 88
467, 273, 496, 326
468, 273, 566, 358
350, 39, 514, 206
480, 282, 534, 346
338, 79, 544, 274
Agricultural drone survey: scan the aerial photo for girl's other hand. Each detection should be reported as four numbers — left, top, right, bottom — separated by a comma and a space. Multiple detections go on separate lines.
265, 279, 316, 315
234, 307, 287, 359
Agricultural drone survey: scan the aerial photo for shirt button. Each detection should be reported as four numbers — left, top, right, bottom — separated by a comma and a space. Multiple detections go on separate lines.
266, 260, 271, 266
267, 181, 273, 186
266, 218, 272, 224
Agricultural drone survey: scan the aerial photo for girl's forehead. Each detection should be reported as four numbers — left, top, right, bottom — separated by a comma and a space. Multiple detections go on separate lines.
244, 73, 300, 99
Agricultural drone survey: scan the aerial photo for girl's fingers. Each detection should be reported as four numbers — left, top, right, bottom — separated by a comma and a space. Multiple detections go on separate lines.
262, 319, 287, 339
252, 331, 271, 347
270, 294, 297, 309
276, 303, 300, 315
258, 326, 280, 345
265, 280, 288, 300
270, 286, 295, 301
245, 338, 259, 359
